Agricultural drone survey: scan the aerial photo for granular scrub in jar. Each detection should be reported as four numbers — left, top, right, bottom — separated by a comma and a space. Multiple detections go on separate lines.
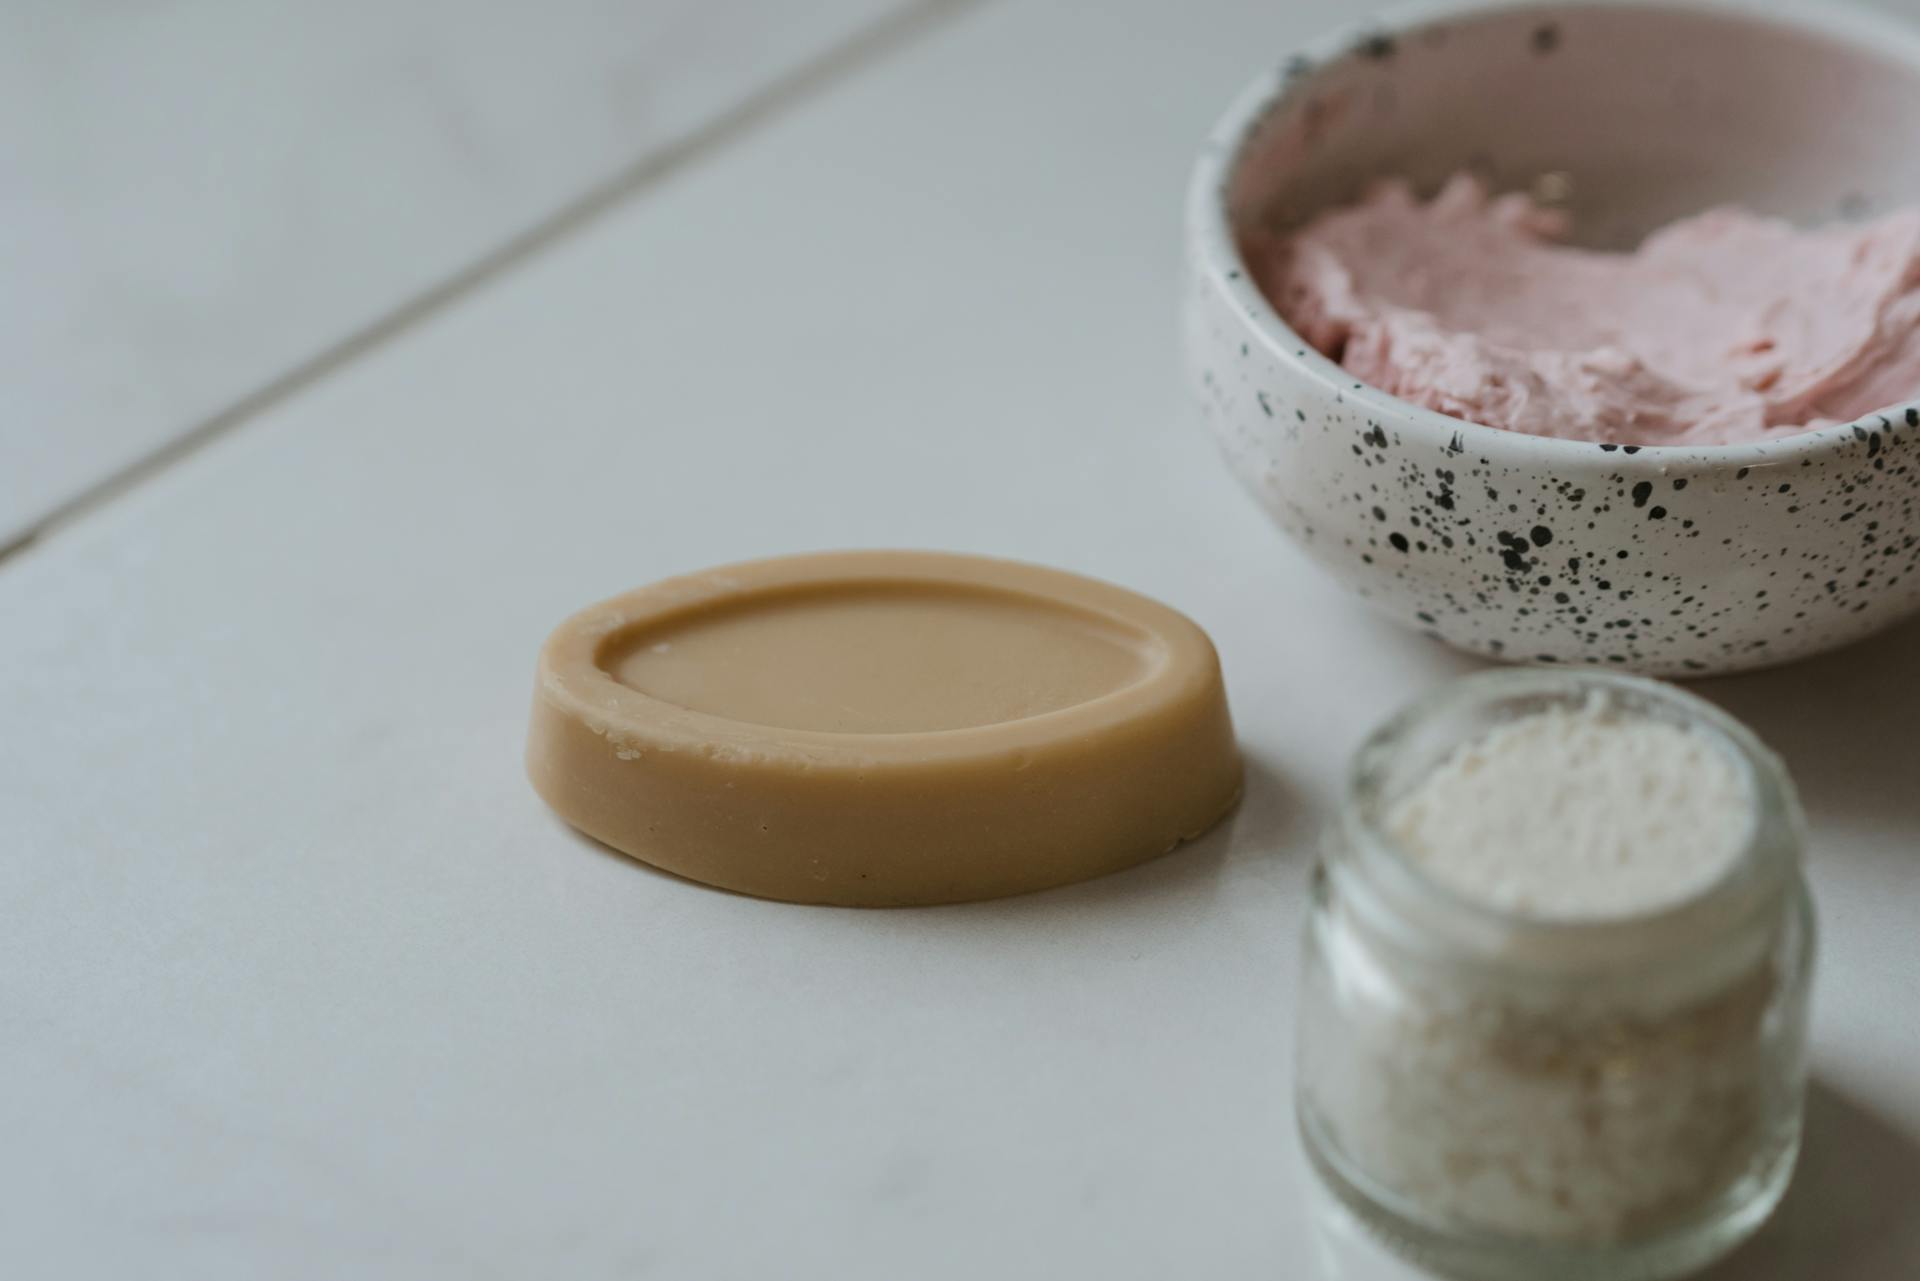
1297, 671, 1815, 1281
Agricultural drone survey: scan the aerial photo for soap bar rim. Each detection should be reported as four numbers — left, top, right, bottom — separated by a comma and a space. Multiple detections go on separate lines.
527, 548, 1243, 905
536, 549, 1221, 770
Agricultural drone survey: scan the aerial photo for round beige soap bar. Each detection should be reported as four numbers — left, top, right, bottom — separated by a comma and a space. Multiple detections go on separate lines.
525, 551, 1241, 905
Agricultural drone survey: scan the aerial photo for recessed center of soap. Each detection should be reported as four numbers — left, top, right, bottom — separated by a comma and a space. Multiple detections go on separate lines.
604, 585, 1156, 733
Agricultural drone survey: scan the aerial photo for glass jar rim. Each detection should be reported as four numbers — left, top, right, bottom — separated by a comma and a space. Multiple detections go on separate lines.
1336, 669, 1807, 971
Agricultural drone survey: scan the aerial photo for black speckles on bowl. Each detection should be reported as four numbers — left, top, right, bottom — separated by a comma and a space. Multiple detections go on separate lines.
1187, 278, 1920, 674
1184, 0, 1920, 676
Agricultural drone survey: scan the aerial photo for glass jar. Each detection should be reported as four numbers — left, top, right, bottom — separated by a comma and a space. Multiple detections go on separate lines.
1297, 670, 1815, 1281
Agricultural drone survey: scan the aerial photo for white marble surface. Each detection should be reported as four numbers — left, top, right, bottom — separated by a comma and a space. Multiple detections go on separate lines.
5, 0, 1920, 1278
0, 0, 916, 547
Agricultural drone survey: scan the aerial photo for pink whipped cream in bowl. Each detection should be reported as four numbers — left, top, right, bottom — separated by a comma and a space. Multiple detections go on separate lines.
1186, 0, 1920, 676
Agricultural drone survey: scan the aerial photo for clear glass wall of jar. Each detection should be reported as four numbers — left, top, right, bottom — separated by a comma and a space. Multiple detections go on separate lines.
1297, 671, 1815, 1281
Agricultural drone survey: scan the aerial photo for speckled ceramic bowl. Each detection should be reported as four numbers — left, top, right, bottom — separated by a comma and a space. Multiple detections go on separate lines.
1186, 0, 1920, 676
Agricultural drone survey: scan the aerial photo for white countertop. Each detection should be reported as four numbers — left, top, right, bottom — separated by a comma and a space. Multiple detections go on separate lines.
0, 0, 912, 546
5, 1, 1918, 1277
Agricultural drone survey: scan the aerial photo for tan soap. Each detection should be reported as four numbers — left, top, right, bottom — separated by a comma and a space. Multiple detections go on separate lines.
525, 551, 1241, 905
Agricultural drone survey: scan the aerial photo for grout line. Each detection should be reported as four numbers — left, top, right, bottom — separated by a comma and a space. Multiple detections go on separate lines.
0, 0, 986, 569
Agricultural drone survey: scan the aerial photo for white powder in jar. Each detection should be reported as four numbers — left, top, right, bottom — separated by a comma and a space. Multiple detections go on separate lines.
1388, 695, 1753, 917
1303, 692, 1804, 1246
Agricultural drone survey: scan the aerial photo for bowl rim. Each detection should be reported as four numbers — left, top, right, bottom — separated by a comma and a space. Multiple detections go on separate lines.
1186, 0, 1920, 464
